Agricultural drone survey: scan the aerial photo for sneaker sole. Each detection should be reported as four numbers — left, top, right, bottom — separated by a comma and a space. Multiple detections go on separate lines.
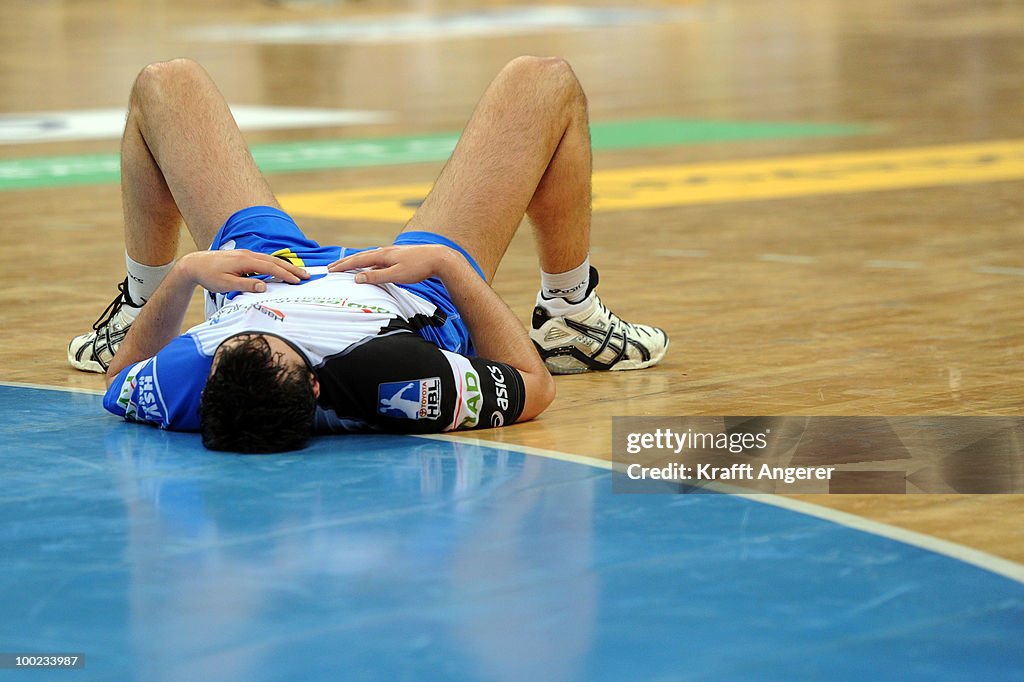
67, 340, 107, 374
540, 336, 669, 375
543, 357, 593, 375
607, 337, 669, 372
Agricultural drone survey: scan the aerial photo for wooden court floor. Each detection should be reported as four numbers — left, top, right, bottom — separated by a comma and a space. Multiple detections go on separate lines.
0, 0, 1022, 565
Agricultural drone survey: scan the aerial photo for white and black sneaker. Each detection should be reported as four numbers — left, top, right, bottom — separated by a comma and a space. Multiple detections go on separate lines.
68, 278, 141, 373
530, 268, 669, 375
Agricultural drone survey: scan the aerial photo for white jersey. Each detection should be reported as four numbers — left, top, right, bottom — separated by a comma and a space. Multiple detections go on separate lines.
103, 268, 525, 434
194, 268, 439, 364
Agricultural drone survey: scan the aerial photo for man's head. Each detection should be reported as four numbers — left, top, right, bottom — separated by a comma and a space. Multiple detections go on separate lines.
200, 333, 320, 453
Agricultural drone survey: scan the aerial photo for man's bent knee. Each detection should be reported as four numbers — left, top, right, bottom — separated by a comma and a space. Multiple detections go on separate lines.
503, 55, 573, 80
131, 58, 206, 107
501, 56, 583, 107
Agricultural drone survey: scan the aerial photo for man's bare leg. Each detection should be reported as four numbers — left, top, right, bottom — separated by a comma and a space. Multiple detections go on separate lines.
122, 58, 280, 259
70, 59, 280, 372
402, 56, 591, 282
402, 56, 668, 373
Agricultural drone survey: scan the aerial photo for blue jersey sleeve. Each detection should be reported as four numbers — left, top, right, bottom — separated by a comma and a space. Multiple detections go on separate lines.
103, 335, 213, 432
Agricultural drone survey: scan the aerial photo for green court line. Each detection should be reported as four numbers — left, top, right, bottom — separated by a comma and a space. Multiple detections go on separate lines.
0, 119, 870, 191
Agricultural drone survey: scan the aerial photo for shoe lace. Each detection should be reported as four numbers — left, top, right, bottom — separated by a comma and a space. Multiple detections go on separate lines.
92, 278, 130, 332
597, 299, 651, 338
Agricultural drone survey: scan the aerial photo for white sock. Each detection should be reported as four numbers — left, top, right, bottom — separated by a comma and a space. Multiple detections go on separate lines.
124, 252, 174, 319
540, 257, 590, 304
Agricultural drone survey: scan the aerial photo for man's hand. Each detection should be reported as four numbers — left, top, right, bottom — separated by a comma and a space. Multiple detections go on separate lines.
180, 249, 309, 293
327, 245, 457, 285
333, 242, 555, 423
104, 250, 308, 387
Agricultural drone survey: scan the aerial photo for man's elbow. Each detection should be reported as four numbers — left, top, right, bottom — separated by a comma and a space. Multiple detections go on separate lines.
105, 355, 127, 388
519, 371, 556, 422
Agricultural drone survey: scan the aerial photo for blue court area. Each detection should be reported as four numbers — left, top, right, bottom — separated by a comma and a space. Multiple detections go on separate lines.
1, 385, 1022, 681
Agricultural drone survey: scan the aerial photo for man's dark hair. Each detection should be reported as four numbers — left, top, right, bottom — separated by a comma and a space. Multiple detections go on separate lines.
200, 334, 317, 453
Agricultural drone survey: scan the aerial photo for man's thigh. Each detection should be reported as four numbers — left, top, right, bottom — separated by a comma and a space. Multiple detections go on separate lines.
398, 172, 528, 285
131, 59, 283, 251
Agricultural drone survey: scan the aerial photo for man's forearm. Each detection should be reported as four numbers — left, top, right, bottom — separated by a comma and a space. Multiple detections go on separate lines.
435, 253, 542, 371
104, 264, 196, 386
327, 243, 556, 420
102, 249, 309, 387
434, 250, 554, 419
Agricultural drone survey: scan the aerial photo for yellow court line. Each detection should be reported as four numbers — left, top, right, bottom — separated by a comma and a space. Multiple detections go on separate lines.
280, 138, 1024, 223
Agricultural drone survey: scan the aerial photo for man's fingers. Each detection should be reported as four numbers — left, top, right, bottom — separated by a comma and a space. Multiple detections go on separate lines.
242, 253, 309, 283
246, 277, 268, 293
354, 265, 399, 284
328, 248, 387, 272
254, 253, 309, 281
265, 261, 306, 284
276, 259, 310, 280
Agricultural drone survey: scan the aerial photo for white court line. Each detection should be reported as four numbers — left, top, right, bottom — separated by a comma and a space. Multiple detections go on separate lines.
974, 265, 1024, 277
3, 382, 1022, 587
738, 493, 1024, 586
415, 432, 1024, 586
414, 432, 614, 471
183, 7, 699, 45
0, 106, 392, 145
758, 253, 817, 264
0, 380, 104, 396
864, 259, 923, 270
